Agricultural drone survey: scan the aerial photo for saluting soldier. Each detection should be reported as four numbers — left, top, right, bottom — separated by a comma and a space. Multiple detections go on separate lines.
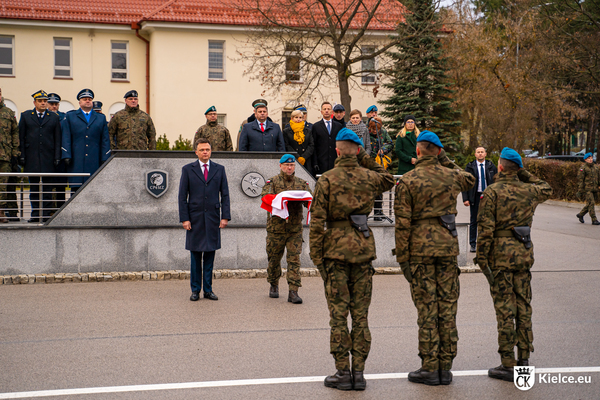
193, 106, 233, 151
394, 131, 475, 386
576, 152, 600, 225
0, 88, 20, 223
261, 154, 312, 304
108, 90, 156, 150
309, 128, 394, 391
476, 148, 552, 381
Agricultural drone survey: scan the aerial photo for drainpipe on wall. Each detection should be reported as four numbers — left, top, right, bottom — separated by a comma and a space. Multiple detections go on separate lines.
131, 22, 150, 115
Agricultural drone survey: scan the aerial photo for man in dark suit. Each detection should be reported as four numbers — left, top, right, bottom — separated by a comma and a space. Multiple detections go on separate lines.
18, 90, 62, 223
462, 146, 497, 252
312, 102, 342, 176
238, 102, 285, 152
61, 89, 111, 192
179, 137, 231, 302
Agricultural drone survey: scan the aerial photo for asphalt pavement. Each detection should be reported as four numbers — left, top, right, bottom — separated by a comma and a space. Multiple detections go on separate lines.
1, 200, 599, 399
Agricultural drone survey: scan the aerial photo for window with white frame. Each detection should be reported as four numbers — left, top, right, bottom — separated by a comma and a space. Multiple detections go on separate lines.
208, 41, 225, 80
0, 36, 14, 76
111, 41, 128, 80
361, 46, 377, 84
285, 44, 302, 83
53, 38, 72, 78
217, 114, 227, 126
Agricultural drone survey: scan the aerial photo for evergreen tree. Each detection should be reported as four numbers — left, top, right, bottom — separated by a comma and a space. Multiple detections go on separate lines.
156, 133, 170, 150
381, 0, 462, 151
171, 134, 193, 151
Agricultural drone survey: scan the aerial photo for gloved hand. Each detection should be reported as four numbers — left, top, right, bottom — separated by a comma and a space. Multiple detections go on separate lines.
517, 168, 532, 182
399, 261, 412, 283
54, 159, 60, 167
313, 164, 320, 174
298, 157, 305, 165
63, 158, 71, 167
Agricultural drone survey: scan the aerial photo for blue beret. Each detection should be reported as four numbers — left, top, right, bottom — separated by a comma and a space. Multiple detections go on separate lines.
280, 154, 296, 164
92, 101, 103, 110
32, 90, 49, 100
584, 152, 593, 160
205, 106, 216, 115
336, 127, 364, 147
500, 147, 523, 168
124, 90, 138, 98
47, 93, 61, 103
77, 89, 94, 100
366, 105, 378, 113
416, 130, 444, 148
294, 104, 307, 112
333, 104, 345, 112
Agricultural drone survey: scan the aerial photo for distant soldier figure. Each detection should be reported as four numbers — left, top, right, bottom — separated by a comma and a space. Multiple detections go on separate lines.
576, 152, 600, 225
0, 88, 20, 223
92, 101, 104, 115
310, 128, 394, 391
394, 131, 475, 386
261, 154, 312, 304
193, 106, 233, 151
476, 148, 552, 382
109, 90, 156, 150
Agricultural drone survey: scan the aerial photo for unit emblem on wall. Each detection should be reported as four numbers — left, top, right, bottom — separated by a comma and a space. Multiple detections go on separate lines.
241, 172, 266, 198
146, 170, 169, 198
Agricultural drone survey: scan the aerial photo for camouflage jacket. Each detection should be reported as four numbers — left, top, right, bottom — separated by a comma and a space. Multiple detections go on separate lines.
0, 101, 19, 162
109, 105, 156, 150
309, 149, 395, 265
394, 155, 475, 262
476, 169, 552, 271
261, 171, 311, 233
369, 127, 393, 158
194, 121, 233, 152
577, 162, 600, 193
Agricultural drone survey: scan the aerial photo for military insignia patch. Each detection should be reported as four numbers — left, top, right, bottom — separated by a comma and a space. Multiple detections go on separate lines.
241, 172, 266, 198
145, 170, 169, 198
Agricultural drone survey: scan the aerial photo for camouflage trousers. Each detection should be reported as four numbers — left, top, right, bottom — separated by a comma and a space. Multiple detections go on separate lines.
0, 161, 9, 208
266, 230, 302, 290
489, 268, 533, 367
408, 256, 460, 371
322, 259, 374, 371
578, 192, 597, 222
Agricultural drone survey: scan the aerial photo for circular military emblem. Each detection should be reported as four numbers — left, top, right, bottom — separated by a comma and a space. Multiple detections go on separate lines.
145, 170, 169, 198
241, 172, 266, 198
150, 173, 164, 186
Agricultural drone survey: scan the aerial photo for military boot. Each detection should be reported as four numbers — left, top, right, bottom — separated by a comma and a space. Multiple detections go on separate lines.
517, 359, 529, 366
269, 284, 279, 298
288, 290, 302, 304
577, 214, 584, 223
488, 365, 514, 382
352, 370, 367, 390
324, 369, 352, 390
440, 370, 453, 385
408, 368, 440, 386
592, 220, 600, 225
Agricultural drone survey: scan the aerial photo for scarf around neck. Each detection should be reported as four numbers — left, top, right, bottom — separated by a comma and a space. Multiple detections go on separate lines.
290, 120, 305, 144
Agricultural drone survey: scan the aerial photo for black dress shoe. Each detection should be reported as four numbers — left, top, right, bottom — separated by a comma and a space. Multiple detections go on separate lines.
577, 214, 585, 223
28, 218, 40, 223
440, 370, 453, 385
488, 365, 514, 382
408, 368, 440, 386
352, 370, 366, 390
470, 245, 476, 253
204, 292, 218, 300
269, 284, 279, 298
517, 359, 529, 366
324, 369, 352, 390
288, 290, 302, 304
190, 291, 200, 301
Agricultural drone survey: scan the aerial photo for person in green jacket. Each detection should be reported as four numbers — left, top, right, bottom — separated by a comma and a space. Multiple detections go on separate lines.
395, 115, 420, 175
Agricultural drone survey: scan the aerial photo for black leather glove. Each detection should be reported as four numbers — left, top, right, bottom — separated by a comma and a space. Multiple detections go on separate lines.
11, 156, 20, 172
313, 164, 320, 174
399, 261, 412, 283
63, 158, 71, 167
54, 159, 60, 167
19, 157, 25, 166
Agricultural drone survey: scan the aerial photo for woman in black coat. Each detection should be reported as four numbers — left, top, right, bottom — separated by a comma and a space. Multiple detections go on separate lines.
283, 110, 314, 174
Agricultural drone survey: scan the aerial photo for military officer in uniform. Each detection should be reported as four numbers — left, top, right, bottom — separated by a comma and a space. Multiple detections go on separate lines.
92, 101, 104, 115
47, 93, 65, 120
108, 90, 156, 150
193, 106, 233, 151
476, 148, 552, 382
0, 88, 20, 223
394, 131, 475, 386
576, 152, 600, 225
47, 93, 67, 213
309, 128, 394, 391
261, 154, 312, 304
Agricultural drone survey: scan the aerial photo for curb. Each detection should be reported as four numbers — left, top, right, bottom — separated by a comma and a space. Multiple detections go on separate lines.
0, 265, 482, 286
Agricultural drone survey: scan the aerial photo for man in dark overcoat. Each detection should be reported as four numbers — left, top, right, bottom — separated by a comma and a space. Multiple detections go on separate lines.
312, 102, 342, 176
179, 137, 231, 302
18, 90, 61, 222
61, 89, 111, 191
238, 102, 285, 152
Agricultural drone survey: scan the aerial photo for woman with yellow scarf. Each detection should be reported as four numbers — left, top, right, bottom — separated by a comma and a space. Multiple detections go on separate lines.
283, 110, 314, 174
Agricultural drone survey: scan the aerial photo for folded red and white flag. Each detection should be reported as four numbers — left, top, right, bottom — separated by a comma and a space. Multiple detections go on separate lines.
261, 190, 313, 223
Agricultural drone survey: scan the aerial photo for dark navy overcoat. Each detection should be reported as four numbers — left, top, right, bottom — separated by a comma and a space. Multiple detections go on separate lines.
178, 160, 231, 252
238, 119, 285, 152
18, 109, 61, 172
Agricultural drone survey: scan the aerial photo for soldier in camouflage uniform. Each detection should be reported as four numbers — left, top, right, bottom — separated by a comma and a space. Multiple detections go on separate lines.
309, 128, 394, 391
576, 153, 600, 225
261, 154, 312, 304
108, 90, 156, 150
394, 131, 475, 386
476, 148, 552, 382
193, 106, 233, 151
0, 89, 20, 223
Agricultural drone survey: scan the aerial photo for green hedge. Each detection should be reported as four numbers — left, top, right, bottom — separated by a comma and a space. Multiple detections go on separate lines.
523, 159, 582, 201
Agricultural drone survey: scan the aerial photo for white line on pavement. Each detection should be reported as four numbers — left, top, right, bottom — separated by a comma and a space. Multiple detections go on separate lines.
1, 367, 599, 399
